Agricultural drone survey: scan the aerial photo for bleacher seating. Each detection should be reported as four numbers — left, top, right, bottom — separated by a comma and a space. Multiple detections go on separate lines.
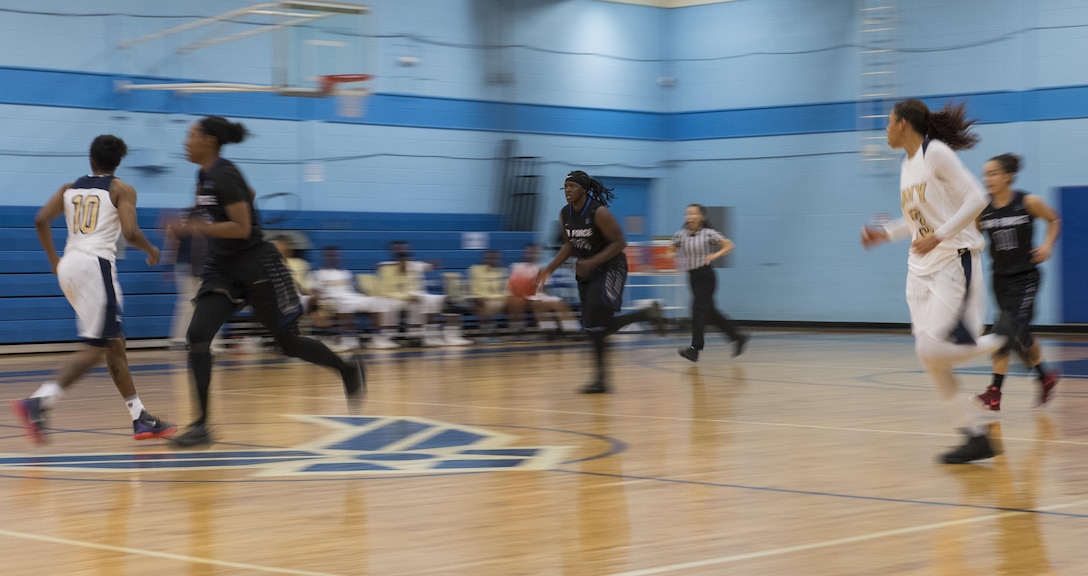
0, 207, 535, 345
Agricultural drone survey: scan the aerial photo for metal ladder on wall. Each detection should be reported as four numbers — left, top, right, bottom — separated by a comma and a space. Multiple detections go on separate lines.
858, 1, 897, 165
494, 140, 541, 232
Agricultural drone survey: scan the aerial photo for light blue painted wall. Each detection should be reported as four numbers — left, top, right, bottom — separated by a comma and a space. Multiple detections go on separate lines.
669, 0, 860, 111
0, 0, 1083, 325
658, 0, 1080, 324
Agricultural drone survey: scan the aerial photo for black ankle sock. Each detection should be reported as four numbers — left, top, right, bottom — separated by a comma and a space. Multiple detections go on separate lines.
991, 373, 1005, 390
1034, 363, 1048, 379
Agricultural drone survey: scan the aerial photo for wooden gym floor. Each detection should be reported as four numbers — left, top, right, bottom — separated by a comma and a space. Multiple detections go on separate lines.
1, 329, 1086, 575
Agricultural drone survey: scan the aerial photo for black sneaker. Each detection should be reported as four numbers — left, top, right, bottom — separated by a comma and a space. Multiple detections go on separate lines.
133, 410, 177, 440
169, 424, 214, 448
10, 397, 47, 446
678, 346, 699, 362
341, 354, 366, 401
732, 334, 749, 358
940, 433, 997, 464
578, 380, 610, 394
644, 301, 667, 337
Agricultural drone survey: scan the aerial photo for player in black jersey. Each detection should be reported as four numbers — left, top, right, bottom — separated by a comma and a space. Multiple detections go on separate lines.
166, 116, 365, 447
538, 170, 666, 394
972, 153, 1061, 412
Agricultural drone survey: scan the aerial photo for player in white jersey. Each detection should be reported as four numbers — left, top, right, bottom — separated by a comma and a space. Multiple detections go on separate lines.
9, 135, 175, 445
862, 100, 1024, 464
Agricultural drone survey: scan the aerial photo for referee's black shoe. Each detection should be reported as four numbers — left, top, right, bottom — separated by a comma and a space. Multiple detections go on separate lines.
341, 354, 367, 401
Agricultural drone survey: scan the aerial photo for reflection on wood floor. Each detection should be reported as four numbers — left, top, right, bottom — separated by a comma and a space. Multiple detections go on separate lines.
1, 330, 1086, 575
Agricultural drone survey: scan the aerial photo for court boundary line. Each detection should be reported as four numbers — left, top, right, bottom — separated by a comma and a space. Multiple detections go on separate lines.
0, 528, 344, 576
556, 469, 1088, 518
607, 496, 1088, 576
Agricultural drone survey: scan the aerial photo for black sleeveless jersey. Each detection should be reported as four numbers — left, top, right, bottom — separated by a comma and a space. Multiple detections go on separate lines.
978, 190, 1035, 277
560, 197, 625, 279
561, 198, 609, 259
192, 158, 263, 259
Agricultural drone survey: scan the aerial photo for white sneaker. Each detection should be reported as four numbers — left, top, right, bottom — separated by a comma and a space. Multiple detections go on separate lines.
367, 336, 400, 350
444, 333, 472, 346
327, 338, 351, 353
422, 337, 446, 347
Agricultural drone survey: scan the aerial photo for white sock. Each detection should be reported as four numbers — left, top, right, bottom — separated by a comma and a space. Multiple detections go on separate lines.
125, 395, 145, 420
31, 382, 63, 409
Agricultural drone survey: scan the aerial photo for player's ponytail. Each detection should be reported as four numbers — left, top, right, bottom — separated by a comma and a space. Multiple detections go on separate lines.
893, 99, 979, 151
199, 116, 249, 147
989, 153, 1021, 176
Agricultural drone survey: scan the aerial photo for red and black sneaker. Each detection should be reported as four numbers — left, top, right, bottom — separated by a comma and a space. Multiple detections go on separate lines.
972, 386, 1002, 412
1037, 371, 1060, 407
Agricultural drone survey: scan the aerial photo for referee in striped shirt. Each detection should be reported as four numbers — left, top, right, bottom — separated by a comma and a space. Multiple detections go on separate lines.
669, 204, 748, 361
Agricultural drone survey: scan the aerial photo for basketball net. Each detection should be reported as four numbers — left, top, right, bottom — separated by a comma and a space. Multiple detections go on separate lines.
319, 74, 372, 119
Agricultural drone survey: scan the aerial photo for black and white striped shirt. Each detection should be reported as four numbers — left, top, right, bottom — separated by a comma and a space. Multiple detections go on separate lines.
671, 227, 725, 271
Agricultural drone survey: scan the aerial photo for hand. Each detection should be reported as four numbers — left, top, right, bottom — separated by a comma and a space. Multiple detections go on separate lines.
703, 254, 717, 266
536, 269, 552, 288
145, 246, 161, 267
861, 226, 886, 249
165, 217, 190, 239
910, 234, 942, 255
1030, 244, 1052, 264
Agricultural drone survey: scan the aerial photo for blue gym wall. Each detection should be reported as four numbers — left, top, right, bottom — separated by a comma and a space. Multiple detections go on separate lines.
0, 0, 1083, 327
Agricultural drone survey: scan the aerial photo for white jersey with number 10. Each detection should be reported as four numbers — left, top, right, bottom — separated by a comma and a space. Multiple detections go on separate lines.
62, 174, 121, 262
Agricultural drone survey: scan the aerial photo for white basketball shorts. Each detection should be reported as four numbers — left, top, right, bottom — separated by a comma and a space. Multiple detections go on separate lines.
906, 249, 984, 342
57, 251, 123, 345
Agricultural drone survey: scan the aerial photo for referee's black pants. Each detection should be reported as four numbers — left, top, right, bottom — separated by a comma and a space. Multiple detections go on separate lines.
688, 265, 740, 349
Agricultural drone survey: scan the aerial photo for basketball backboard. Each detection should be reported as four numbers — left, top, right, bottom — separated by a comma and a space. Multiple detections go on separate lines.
116, 1, 371, 101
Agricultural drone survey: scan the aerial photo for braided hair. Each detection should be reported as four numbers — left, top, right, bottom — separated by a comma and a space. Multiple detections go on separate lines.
565, 170, 615, 206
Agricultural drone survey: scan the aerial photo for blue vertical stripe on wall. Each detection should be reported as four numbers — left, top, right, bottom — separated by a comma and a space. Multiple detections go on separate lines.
1058, 187, 1088, 323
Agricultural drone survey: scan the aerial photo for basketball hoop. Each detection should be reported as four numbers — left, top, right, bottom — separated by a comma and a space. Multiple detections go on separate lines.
318, 74, 372, 118
318, 74, 372, 95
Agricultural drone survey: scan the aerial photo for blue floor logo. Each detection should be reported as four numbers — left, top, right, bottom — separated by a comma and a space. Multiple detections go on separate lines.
0, 416, 571, 477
